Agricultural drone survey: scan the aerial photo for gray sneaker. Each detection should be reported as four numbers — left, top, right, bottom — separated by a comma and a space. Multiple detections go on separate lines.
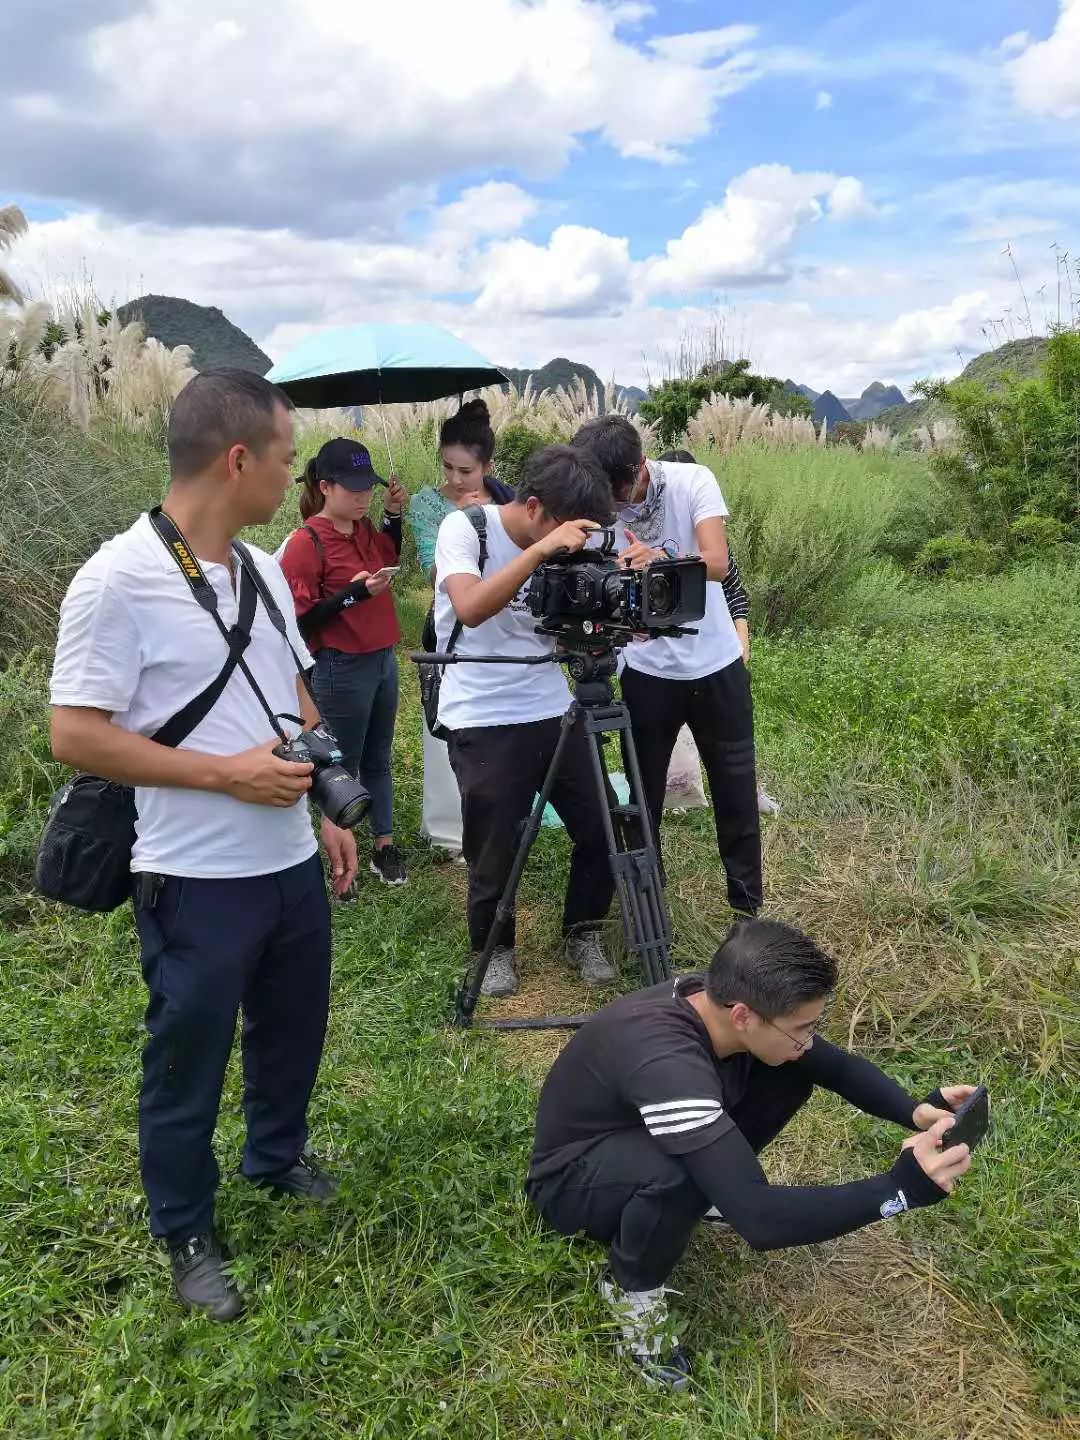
479, 945, 519, 998
566, 928, 617, 987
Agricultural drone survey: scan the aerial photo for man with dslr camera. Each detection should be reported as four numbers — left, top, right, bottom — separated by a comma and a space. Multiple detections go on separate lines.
434, 444, 618, 998
572, 417, 761, 915
49, 369, 358, 1321
527, 917, 977, 1389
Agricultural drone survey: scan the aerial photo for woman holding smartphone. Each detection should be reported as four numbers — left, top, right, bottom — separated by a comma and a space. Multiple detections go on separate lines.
408, 399, 513, 854
281, 438, 409, 886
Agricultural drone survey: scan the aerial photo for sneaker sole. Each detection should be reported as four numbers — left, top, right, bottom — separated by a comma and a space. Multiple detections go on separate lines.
369, 862, 408, 886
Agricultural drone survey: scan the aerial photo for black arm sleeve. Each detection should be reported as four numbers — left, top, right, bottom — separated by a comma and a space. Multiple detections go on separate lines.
797, 1037, 919, 1130
721, 553, 750, 622
382, 513, 403, 557
683, 1126, 945, 1252
296, 579, 370, 639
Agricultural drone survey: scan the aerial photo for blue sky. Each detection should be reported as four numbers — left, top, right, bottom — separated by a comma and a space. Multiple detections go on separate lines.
4, 0, 1080, 392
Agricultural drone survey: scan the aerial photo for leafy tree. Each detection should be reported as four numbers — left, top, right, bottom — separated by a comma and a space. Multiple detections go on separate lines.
914, 330, 1080, 562
493, 421, 549, 487
639, 358, 811, 449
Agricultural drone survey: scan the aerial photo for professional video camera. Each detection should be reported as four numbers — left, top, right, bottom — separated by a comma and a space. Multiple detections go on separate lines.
526, 529, 706, 645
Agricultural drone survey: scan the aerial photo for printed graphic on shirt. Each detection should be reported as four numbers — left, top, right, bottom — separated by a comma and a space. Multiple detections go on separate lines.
879, 1189, 909, 1219
621, 476, 668, 548
639, 1096, 725, 1138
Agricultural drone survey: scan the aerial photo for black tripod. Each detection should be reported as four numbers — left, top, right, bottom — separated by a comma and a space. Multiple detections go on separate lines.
425, 642, 672, 1032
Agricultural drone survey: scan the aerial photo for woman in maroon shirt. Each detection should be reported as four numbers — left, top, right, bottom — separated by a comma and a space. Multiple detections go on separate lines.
281, 439, 408, 886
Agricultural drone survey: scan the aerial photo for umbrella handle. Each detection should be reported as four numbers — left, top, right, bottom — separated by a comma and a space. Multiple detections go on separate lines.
377, 406, 397, 476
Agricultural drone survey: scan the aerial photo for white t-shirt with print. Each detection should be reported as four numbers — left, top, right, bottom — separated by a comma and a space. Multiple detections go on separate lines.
616, 459, 742, 681
50, 513, 318, 879
433, 505, 571, 730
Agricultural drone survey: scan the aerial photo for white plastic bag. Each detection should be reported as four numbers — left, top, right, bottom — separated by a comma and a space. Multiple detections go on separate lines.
664, 726, 708, 812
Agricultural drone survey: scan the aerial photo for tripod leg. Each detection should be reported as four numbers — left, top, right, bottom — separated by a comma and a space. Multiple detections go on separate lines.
582, 717, 672, 986
453, 705, 582, 1026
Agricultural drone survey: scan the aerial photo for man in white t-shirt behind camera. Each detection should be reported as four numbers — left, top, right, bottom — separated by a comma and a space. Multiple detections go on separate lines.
433, 445, 619, 998
572, 417, 762, 915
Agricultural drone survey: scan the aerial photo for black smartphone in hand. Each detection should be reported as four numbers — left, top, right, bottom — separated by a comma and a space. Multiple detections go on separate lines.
941, 1085, 990, 1151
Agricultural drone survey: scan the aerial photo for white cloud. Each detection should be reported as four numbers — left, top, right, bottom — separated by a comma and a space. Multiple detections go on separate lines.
0, 0, 762, 232
1006, 0, 1080, 119
431, 183, 539, 248
645, 165, 876, 294
649, 25, 758, 63
814, 90, 833, 110
474, 226, 633, 317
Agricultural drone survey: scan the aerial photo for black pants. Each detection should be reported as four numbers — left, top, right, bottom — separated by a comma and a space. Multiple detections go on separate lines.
620, 660, 762, 913
133, 855, 331, 1241
447, 717, 615, 952
527, 1060, 812, 1290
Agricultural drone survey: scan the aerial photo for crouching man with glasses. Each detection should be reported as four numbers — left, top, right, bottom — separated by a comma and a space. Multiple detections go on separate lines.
526, 918, 976, 1390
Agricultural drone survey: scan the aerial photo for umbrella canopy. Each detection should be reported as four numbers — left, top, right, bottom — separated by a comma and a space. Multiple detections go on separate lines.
266, 322, 507, 408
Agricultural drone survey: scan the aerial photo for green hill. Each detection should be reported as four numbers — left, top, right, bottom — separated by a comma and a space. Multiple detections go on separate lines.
499, 356, 643, 411
877, 336, 1050, 435
116, 294, 272, 375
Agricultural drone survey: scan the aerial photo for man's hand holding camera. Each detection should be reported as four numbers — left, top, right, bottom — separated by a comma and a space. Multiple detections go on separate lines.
535, 518, 601, 559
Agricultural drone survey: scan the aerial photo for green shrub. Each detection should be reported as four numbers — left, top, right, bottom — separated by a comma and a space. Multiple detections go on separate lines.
915, 329, 1080, 550
0, 393, 166, 659
704, 445, 936, 633
914, 533, 999, 578
493, 421, 549, 488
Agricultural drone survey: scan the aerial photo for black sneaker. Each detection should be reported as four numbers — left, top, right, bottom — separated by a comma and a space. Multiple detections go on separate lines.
600, 1275, 692, 1391
257, 1152, 340, 1203
168, 1230, 244, 1321
370, 844, 408, 886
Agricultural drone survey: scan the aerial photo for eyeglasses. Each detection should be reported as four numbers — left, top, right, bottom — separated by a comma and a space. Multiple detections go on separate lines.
721, 1004, 822, 1053
763, 1016, 817, 1052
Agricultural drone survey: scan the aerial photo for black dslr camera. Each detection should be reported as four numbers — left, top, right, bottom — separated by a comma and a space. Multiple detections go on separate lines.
527, 529, 706, 645
273, 723, 371, 830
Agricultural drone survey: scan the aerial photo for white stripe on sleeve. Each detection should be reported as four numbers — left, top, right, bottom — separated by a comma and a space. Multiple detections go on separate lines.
638, 1097, 725, 1138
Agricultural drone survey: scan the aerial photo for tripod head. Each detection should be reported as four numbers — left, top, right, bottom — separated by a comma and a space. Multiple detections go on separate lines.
411, 632, 622, 708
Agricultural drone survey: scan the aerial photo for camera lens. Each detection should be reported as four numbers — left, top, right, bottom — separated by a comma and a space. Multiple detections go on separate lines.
311, 766, 371, 829
646, 571, 675, 617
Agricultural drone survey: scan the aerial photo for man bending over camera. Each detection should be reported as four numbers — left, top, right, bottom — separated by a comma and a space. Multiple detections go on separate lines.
49, 370, 358, 1321
572, 416, 761, 915
434, 445, 617, 998
527, 918, 975, 1390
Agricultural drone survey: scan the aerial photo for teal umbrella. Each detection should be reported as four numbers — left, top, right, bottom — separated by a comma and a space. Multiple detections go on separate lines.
266, 322, 506, 409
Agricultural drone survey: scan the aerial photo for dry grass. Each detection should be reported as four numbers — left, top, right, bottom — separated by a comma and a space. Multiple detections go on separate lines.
734, 1230, 1075, 1440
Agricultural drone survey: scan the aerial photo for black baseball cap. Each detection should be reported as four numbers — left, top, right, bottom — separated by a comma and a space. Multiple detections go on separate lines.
303, 438, 386, 491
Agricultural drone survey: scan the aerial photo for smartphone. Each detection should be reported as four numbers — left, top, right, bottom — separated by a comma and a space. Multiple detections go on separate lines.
374, 566, 400, 580
941, 1085, 990, 1151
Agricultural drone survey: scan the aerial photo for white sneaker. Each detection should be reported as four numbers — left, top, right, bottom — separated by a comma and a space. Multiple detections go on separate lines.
599, 1275, 692, 1390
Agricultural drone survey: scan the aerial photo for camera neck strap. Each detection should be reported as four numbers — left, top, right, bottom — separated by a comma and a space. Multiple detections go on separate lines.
149, 507, 300, 744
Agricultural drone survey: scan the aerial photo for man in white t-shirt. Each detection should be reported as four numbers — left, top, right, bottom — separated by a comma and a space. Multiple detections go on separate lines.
572, 416, 762, 915
433, 445, 618, 998
49, 369, 358, 1321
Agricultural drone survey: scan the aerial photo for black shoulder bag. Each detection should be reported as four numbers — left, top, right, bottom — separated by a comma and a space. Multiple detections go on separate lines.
35, 511, 309, 914
419, 505, 487, 741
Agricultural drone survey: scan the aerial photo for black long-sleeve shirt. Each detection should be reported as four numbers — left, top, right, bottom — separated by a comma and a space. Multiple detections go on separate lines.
529, 975, 947, 1252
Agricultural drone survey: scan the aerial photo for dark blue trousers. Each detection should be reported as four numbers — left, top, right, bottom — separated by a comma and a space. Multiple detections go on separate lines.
134, 854, 331, 1241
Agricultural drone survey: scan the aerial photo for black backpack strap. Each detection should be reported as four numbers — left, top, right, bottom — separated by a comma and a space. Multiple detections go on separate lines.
445, 505, 490, 655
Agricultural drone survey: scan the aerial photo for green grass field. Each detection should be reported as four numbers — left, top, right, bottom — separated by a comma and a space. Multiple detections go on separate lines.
1, 412, 1078, 1437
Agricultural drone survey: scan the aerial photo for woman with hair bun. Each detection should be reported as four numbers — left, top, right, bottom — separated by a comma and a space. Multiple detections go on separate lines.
408, 398, 514, 854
